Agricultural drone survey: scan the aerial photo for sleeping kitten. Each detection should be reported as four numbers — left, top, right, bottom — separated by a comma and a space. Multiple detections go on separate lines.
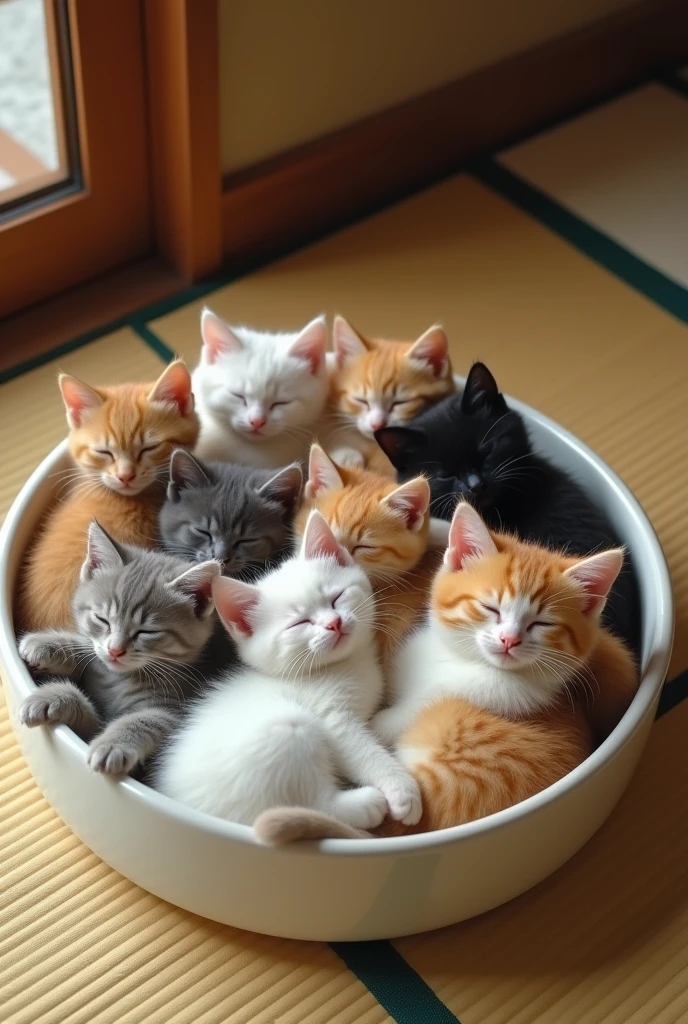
192, 308, 329, 467
323, 316, 456, 472
19, 522, 222, 776
154, 511, 422, 830
375, 361, 641, 658
18, 360, 198, 631
296, 444, 440, 668
255, 502, 634, 844
159, 448, 302, 577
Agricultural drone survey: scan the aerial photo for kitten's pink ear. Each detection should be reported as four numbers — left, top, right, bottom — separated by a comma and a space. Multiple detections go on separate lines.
382, 477, 430, 532
301, 510, 352, 566
564, 549, 624, 616
59, 374, 104, 428
288, 316, 327, 375
148, 360, 194, 416
259, 463, 303, 513
212, 575, 260, 637
200, 308, 242, 363
169, 561, 222, 619
445, 502, 497, 571
306, 444, 343, 499
332, 315, 368, 369
81, 520, 125, 581
407, 325, 449, 378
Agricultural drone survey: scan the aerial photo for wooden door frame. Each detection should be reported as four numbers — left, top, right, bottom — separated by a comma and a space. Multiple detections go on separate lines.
144, 0, 222, 282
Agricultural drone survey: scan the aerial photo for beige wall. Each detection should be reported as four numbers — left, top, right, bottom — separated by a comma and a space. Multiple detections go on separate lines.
220, 0, 642, 174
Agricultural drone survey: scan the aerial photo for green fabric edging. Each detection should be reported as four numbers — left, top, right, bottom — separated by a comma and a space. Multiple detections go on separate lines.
331, 941, 461, 1023
472, 159, 688, 326
660, 70, 688, 100
656, 668, 688, 719
129, 319, 175, 362
0, 272, 235, 387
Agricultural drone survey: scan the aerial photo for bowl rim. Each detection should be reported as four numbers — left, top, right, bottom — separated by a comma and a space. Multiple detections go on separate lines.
0, 395, 674, 858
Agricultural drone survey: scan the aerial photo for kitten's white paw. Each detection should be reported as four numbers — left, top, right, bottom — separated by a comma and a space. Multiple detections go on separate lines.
329, 447, 365, 470
373, 707, 408, 746
332, 786, 388, 829
87, 739, 139, 776
380, 774, 423, 825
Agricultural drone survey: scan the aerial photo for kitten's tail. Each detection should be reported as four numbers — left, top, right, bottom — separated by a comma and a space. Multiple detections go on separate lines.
254, 807, 370, 845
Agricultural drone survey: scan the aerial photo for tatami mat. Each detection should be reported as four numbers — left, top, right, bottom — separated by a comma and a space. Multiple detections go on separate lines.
397, 699, 688, 1024
501, 84, 688, 288
2, 76, 688, 1024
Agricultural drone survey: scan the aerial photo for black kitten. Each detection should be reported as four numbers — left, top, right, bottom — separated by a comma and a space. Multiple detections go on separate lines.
375, 362, 641, 657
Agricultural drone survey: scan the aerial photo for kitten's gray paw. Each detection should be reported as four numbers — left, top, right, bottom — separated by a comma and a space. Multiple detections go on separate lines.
381, 774, 423, 826
20, 693, 71, 728
19, 682, 92, 731
19, 634, 57, 673
87, 738, 140, 776
18, 633, 75, 674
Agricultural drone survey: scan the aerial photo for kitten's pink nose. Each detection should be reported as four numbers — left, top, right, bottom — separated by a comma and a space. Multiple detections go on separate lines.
107, 645, 127, 661
249, 414, 267, 430
500, 633, 522, 653
370, 413, 387, 431
117, 470, 135, 486
324, 615, 343, 634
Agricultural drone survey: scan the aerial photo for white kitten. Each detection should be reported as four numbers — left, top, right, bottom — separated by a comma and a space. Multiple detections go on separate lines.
374, 501, 622, 747
192, 309, 329, 467
154, 511, 422, 830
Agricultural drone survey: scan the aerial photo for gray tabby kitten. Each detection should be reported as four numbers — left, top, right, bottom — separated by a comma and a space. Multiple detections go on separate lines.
18, 521, 221, 776
159, 448, 302, 577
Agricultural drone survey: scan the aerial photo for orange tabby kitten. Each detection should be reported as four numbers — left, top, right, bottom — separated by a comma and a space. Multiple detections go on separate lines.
256, 502, 636, 843
18, 360, 199, 631
323, 316, 455, 474
295, 444, 439, 668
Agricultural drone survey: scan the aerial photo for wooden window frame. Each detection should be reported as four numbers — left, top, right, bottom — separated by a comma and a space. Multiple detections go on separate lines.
0, 0, 223, 323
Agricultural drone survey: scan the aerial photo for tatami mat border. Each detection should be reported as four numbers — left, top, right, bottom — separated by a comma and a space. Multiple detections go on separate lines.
332, 942, 462, 1024
472, 155, 688, 326
661, 69, 688, 98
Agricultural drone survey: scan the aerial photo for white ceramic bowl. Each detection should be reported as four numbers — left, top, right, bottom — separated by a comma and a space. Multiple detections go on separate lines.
0, 398, 673, 941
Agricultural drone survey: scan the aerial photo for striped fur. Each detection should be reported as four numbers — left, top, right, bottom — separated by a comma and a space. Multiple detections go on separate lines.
295, 446, 437, 668
19, 522, 221, 777
258, 505, 636, 844
323, 317, 456, 474
18, 362, 199, 631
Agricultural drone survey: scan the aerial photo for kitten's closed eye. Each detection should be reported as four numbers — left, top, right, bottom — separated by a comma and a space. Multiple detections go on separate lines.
92, 613, 109, 629
231, 392, 247, 405
480, 603, 501, 621
138, 443, 162, 460
270, 400, 291, 409
92, 448, 114, 461
351, 544, 375, 555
